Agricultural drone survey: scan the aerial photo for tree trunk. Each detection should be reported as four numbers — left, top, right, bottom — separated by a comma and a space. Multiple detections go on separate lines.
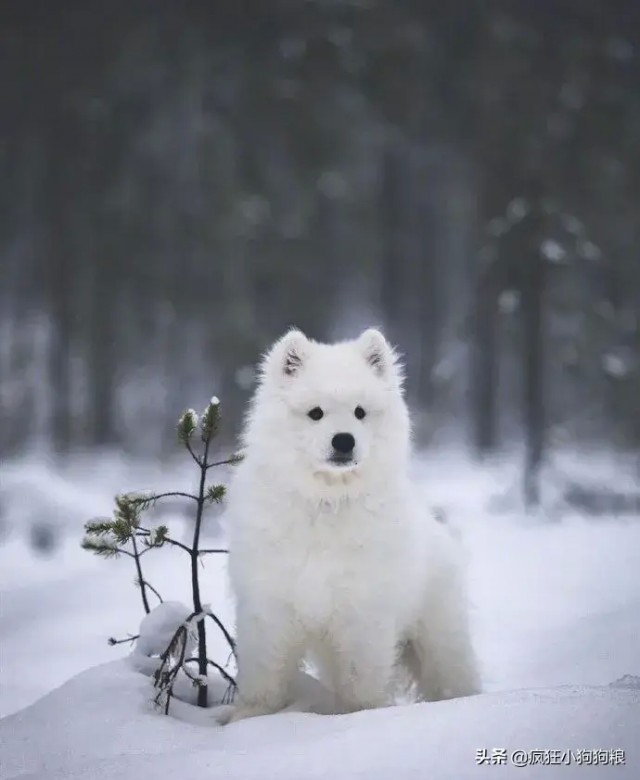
472, 250, 501, 455
520, 195, 546, 509
45, 118, 74, 454
87, 256, 118, 447
415, 155, 440, 409
380, 138, 405, 337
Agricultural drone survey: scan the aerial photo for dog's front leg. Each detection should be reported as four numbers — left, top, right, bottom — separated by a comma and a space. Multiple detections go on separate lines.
222, 603, 300, 724
327, 620, 396, 713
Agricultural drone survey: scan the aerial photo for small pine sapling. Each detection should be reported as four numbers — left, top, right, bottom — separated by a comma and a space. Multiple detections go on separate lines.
82, 397, 241, 710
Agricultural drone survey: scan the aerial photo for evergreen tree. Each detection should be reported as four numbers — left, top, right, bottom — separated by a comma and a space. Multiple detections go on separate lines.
82, 398, 240, 710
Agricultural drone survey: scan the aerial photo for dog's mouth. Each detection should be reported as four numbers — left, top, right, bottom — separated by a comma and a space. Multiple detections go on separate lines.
328, 454, 356, 467
315, 456, 359, 483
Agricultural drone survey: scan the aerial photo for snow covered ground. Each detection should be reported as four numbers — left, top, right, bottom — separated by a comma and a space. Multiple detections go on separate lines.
1, 450, 639, 778
2, 658, 639, 779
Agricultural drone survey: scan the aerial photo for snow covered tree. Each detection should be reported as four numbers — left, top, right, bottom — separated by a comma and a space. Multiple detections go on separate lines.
82, 397, 240, 710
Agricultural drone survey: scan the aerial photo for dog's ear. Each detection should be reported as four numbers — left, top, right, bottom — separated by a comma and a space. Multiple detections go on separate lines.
264, 328, 309, 379
357, 328, 403, 384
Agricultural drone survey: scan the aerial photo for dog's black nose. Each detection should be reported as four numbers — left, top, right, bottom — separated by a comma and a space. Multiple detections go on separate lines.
332, 432, 355, 454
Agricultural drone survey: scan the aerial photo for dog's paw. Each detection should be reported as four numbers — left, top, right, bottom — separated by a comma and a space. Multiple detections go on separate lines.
215, 702, 278, 725
214, 704, 236, 726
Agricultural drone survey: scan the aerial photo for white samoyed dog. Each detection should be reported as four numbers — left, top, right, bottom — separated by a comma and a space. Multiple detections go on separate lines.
222, 328, 480, 723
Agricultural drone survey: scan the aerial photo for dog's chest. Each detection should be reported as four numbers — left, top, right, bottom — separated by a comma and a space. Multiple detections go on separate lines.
280, 503, 394, 627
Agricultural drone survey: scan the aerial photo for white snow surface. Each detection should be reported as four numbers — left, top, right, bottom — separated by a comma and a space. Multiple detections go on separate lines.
1, 449, 639, 778
1, 660, 638, 779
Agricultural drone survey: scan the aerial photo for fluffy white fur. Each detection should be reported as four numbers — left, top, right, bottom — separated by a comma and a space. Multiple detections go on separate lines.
222, 328, 480, 723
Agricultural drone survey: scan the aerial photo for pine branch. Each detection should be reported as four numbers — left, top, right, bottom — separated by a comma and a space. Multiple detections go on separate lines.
84, 520, 117, 535
205, 454, 244, 471
129, 491, 199, 509
200, 397, 220, 441
205, 484, 226, 503
137, 527, 190, 554
81, 536, 131, 558
177, 409, 198, 444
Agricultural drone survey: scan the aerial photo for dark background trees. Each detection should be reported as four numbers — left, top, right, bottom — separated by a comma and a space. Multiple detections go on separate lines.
1, 1, 639, 504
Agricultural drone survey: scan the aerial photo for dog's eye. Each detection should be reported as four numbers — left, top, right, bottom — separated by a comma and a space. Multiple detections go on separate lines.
354, 406, 366, 420
308, 407, 324, 421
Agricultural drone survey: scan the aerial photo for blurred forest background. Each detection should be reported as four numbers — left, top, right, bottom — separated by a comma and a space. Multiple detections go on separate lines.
1, 0, 639, 508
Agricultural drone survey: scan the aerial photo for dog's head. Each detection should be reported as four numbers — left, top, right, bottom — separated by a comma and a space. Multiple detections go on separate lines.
245, 328, 410, 497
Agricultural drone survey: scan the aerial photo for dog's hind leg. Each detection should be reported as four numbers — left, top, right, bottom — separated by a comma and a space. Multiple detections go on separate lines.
410, 582, 481, 702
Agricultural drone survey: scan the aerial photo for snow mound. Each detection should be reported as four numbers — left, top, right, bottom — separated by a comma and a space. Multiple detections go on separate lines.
1, 660, 638, 780
134, 602, 196, 660
129, 601, 197, 676
609, 673, 640, 690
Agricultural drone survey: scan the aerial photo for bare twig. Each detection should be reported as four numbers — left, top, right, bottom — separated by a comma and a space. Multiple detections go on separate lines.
131, 532, 151, 614
207, 610, 237, 660
108, 634, 140, 646
137, 528, 193, 555
142, 580, 163, 604
153, 617, 194, 715
181, 660, 235, 704
185, 657, 237, 689
160, 537, 193, 555
199, 548, 228, 555
186, 441, 203, 468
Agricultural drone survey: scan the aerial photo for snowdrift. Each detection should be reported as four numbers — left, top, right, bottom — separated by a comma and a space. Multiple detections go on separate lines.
1, 659, 638, 780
